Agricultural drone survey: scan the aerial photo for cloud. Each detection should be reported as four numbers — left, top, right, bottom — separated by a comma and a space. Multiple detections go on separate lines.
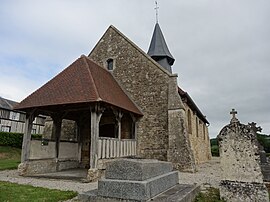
0, 0, 269, 137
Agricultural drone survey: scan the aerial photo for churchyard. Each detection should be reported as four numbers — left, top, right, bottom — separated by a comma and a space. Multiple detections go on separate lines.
1, 109, 270, 201
1, 110, 270, 201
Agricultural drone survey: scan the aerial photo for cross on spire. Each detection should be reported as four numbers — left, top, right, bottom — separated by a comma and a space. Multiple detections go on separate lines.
154, 1, 159, 23
230, 109, 239, 123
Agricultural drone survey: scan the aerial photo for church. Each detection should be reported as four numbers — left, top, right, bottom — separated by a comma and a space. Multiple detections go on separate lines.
15, 23, 211, 179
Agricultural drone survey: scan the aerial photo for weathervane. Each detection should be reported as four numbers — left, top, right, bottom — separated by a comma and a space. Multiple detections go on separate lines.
154, 1, 159, 23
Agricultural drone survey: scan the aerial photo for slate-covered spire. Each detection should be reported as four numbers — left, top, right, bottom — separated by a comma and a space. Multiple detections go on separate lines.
147, 23, 175, 73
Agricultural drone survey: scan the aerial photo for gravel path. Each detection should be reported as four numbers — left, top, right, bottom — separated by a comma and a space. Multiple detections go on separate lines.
0, 157, 221, 194
179, 157, 221, 189
0, 169, 97, 194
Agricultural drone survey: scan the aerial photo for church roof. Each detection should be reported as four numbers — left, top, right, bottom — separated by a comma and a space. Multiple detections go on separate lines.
178, 87, 209, 124
0, 97, 18, 110
147, 23, 175, 66
14, 56, 143, 116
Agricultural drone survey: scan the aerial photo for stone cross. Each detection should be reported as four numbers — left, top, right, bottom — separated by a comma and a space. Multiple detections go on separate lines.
248, 122, 262, 133
230, 109, 239, 123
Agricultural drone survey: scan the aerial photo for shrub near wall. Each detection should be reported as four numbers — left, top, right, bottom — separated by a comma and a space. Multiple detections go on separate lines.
0, 132, 42, 148
0, 132, 23, 148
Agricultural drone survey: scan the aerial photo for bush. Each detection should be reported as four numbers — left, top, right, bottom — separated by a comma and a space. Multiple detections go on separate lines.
0, 132, 23, 148
0, 132, 42, 148
211, 145, 220, 157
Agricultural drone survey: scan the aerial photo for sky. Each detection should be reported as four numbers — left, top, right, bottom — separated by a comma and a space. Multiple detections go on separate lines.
0, 0, 269, 138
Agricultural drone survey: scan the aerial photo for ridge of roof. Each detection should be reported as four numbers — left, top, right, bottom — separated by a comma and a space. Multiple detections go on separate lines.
0, 97, 18, 110
89, 25, 173, 76
81, 55, 100, 101
178, 86, 209, 124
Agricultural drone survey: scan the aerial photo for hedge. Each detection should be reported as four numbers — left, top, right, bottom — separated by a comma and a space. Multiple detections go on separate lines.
0, 132, 42, 148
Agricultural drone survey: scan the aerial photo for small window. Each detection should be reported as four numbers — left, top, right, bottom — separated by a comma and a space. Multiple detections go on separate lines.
9, 111, 20, 121
106, 58, 114, 70
1, 126, 11, 132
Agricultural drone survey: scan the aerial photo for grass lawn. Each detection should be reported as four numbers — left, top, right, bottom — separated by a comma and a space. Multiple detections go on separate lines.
0, 146, 21, 170
0, 181, 77, 202
194, 188, 225, 202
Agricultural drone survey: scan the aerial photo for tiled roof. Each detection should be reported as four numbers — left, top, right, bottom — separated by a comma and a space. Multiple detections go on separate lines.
178, 87, 209, 124
0, 97, 18, 110
15, 56, 143, 116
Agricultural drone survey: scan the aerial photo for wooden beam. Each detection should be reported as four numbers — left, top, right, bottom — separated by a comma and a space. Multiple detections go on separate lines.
21, 110, 36, 162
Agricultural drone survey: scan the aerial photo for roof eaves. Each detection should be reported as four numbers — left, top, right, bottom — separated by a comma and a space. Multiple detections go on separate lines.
178, 87, 209, 124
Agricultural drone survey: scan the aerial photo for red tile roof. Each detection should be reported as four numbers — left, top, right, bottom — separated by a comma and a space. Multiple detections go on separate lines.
15, 55, 143, 116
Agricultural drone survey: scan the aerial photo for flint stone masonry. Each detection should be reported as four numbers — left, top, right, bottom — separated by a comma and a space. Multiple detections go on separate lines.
89, 26, 197, 171
220, 181, 269, 202
218, 122, 264, 183
218, 114, 269, 202
105, 159, 173, 181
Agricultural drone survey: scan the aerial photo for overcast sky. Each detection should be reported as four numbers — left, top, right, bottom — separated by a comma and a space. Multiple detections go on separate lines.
0, 0, 269, 138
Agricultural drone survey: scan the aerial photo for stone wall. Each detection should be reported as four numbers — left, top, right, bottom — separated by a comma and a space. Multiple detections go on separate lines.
89, 26, 201, 171
218, 122, 264, 182
43, 118, 77, 141
218, 118, 269, 202
184, 103, 211, 164
89, 26, 171, 161
167, 76, 196, 171
29, 140, 79, 160
18, 159, 79, 176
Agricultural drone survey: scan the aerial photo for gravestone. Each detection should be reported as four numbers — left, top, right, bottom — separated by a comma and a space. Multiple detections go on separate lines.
218, 109, 269, 202
79, 158, 199, 201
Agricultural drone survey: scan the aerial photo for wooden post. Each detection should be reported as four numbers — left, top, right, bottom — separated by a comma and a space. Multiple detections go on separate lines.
90, 104, 104, 169
21, 110, 36, 162
113, 109, 123, 157
130, 113, 137, 140
52, 115, 63, 160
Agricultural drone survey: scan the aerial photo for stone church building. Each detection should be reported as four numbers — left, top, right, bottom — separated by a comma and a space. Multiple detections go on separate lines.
15, 23, 211, 178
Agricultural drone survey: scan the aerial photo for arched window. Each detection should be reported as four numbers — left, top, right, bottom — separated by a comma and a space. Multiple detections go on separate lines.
187, 110, 192, 134
106, 58, 113, 70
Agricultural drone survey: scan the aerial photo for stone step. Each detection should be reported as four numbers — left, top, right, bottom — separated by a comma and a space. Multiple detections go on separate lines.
151, 184, 200, 202
98, 171, 178, 201
78, 184, 199, 202
105, 158, 173, 181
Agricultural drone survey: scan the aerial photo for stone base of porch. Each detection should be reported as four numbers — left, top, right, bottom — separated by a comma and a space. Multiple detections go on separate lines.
18, 159, 79, 176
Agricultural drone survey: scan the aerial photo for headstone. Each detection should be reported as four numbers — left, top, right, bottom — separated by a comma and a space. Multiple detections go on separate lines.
79, 158, 199, 201
218, 109, 269, 202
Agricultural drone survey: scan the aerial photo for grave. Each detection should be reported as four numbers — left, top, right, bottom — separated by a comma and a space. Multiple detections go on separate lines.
79, 158, 199, 201
218, 109, 269, 202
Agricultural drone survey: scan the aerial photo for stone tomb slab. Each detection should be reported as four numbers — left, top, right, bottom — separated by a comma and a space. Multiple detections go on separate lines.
98, 171, 178, 201
105, 158, 173, 181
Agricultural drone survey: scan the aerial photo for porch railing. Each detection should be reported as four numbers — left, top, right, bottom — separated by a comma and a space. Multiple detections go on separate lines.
98, 137, 136, 159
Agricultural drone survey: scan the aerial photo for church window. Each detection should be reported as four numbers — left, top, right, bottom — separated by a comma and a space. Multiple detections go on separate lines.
106, 58, 114, 70
187, 110, 192, 134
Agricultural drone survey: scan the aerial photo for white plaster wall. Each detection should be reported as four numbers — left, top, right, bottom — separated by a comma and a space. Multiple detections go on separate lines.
29, 140, 55, 159
59, 142, 79, 160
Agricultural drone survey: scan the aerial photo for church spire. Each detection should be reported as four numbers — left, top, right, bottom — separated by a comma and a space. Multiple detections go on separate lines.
147, 23, 175, 73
